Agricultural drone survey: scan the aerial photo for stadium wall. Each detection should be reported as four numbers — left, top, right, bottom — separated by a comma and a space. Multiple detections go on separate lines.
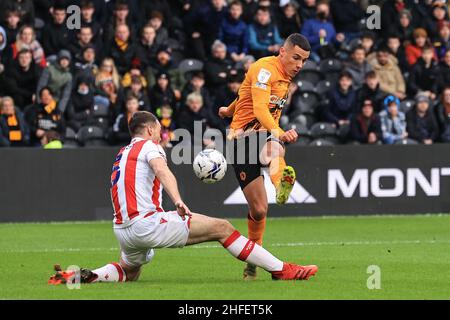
1, 145, 450, 222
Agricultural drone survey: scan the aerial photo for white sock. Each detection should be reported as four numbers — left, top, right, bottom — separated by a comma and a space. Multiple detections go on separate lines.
92, 262, 126, 282
222, 230, 283, 272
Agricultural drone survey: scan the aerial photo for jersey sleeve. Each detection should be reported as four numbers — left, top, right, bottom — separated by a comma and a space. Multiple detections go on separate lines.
143, 142, 167, 163
249, 65, 285, 137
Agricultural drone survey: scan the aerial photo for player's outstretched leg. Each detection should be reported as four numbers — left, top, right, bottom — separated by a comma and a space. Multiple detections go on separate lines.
187, 213, 318, 281
262, 141, 296, 205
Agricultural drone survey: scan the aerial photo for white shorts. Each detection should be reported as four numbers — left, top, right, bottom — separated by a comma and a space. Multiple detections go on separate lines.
113, 211, 190, 267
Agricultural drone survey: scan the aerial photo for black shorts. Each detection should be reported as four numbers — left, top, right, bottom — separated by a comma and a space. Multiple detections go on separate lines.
230, 131, 284, 190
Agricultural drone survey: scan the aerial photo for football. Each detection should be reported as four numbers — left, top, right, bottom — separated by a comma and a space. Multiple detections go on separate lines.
193, 149, 227, 184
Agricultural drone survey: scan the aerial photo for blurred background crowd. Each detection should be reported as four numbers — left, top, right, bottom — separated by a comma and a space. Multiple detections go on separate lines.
0, 0, 448, 148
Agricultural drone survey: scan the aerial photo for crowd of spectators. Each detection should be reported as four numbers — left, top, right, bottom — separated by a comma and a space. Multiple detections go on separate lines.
0, 0, 448, 148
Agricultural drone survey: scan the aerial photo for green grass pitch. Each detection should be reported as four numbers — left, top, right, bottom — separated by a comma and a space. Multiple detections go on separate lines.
1, 214, 450, 300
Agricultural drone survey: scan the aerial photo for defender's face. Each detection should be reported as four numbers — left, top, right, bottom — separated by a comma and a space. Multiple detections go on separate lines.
279, 44, 310, 78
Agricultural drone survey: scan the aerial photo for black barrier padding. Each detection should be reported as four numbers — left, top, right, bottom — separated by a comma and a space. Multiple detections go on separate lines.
0, 145, 449, 222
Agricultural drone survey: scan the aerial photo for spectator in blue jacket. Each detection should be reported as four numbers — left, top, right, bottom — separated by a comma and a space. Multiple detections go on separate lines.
219, 0, 249, 63
248, 6, 283, 59
301, 1, 345, 62
379, 95, 408, 144
323, 71, 357, 139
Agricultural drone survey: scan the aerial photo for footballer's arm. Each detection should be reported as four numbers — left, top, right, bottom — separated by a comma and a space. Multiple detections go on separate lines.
149, 157, 191, 217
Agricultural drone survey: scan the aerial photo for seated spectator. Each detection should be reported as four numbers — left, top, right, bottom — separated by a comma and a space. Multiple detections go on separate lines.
11, 25, 46, 68
299, 0, 317, 22
214, 73, 243, 128
4, 49, 41, 109
360, 31, 376, 56
329, 0, 364, 43
381, 0, 418, 39
0, 0, 35, 26
434, 20, 449, 61
2, 9, 21, 48
356, 71, 387, 113
248, 6, 283, 59
80, 0, 103, 46
106, 23, 138, 75
219, 1, 249, 63
148, 71, 177, 113
135, 24, 160, 71
177, 92, 223, 139
111, 95, 140, 145
68, 25, 100, 65
147, 10, 169, 49
379, 95, 408, 144
0, 96, 29, 146
428, 1, 448, 41
405, 28, 436, 66
96, 57, 121, 91
391, 9, 414, 44
204, 40, 233, 98
103, 1, 137, 46
181, 71, 213, 113
148, 47, 185, 98
406, 93, 439, 144
156, 104, 176, 148
121, 66, 148, 89
408, 44, 440, 100
301, 1, 344, 62
74, 45, 98, 84
124, 76, 151, 111
435, 86, 450, 142
41, 4, 71, 57
370, 45, 406, 100
36, 50, 73, 113
349, 99, 383, 144
65, 76, 95, 132
345, 45, 372, 90
322, 71, 357, 138
439, 50, 450, 93
25, 87, 65, 146
385, 32, 409, 73
278, 1, 302, 40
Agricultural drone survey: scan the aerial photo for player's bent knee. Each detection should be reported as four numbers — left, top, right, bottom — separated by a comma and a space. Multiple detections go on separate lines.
216, 219, 234, 239
250, 204, 268, 221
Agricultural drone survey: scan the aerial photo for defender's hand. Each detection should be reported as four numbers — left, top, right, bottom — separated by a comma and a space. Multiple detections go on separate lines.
218, 107, 231, 119
280, 129, 298, 143
175, 200, 192, 219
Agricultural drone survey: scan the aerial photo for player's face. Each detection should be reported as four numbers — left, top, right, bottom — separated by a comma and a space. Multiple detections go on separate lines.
279, 44, 310, 78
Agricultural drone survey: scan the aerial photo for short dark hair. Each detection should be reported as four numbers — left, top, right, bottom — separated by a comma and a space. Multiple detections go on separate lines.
285, 33, 311, 52
365, 70, 377, 79
339, 70, 353, 80
352, 45, 365, 54
128, 111, 158, 136
39, 86, 54, 98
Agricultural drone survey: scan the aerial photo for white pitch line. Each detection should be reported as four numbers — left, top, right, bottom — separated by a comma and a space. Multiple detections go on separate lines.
2, 239, 450, 254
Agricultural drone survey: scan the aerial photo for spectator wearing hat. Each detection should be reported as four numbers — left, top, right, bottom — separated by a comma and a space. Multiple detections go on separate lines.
41, 4, 71, 57
379, 95, 408, 144
65, 75, 95, 132
330, 0, 364, 43
435, 86, 450, 142
36, 50, 73, 113
322, 71, 358, 137
344, 45, 373, 90
248, 6, 283, 59
181, 71, 214, 113
204, 40, 234, 99
4, 49, 41, 109
370, 45, 406, 100
25, 86, 65, 146
278, 1, 302, 40
356, 71, 387, 113
408, 44, 440, 100
0, 96, 30, 146
10, 25, 46, 68
434, 20, 449, 60
405, 28, 437, 66
148, 71, 177, 113
135, 24, 160, 71
219, 1, 249, 63
106, 23, 138, 75
148, 47, 185, 97
148, 10, 169, 49
349, 99, 383, 144
406, 93, 440, 144
183, 0, 227, 60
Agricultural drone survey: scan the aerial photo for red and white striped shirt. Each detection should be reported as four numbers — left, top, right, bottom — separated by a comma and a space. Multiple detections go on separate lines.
110, 137, 166, 228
